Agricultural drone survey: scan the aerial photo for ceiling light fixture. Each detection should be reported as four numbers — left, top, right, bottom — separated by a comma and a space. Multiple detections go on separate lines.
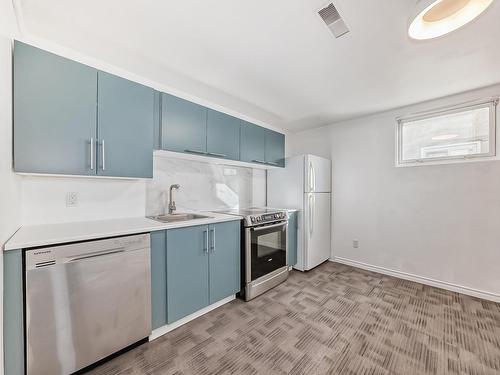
408, 0, 494, 40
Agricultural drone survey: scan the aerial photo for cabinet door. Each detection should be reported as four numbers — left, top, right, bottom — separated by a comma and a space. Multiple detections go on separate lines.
97, 72, 154, 178
265, 129, 285, 168
207, 109, 240, 160
161, 93, 207, 154
3, 250, 24, 375
287, 212, 298, 267
240, 121, 266, 164
151, 231, 167, 329
14, 41, 97, 175
167, 225, 209, 323
208, 221, 241, 304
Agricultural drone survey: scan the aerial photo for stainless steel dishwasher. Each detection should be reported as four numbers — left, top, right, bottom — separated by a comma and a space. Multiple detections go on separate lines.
25, 233, 152, 375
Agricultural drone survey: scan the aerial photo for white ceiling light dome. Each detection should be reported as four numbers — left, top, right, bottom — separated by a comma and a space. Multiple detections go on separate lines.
408, 0, 494, 40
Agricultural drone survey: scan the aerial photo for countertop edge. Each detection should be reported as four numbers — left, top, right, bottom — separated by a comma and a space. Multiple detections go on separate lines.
4, 215, 241, 251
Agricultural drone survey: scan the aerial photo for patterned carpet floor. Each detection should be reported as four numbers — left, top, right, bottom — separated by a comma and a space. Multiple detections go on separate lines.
87, 261, 500, 375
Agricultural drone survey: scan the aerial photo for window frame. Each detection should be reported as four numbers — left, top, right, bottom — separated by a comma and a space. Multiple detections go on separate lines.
396, 98, 499, 167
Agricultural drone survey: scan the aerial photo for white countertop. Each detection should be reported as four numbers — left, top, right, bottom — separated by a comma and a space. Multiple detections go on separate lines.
4, 212, 241, 251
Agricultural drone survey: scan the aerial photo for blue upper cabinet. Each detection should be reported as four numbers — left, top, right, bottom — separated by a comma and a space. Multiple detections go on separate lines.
13, 42, 155, 178
240, 121, 285, 167
161, 93, 207, 155
14, 41, 98, 175
208, 221, 241, 303
265, 129, 285, 168
97, 71, 154, 178
166, 225, 209, 323
206, 109, 240, 160
240, 120, 266, 164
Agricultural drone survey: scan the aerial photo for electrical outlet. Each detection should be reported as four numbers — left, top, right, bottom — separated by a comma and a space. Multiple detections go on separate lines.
66, 192, 78, 207
352, 239, 359, 249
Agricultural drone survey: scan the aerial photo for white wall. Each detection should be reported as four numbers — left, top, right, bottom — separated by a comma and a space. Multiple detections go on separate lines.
21, 176, 146, 225
289, 83, 500, 300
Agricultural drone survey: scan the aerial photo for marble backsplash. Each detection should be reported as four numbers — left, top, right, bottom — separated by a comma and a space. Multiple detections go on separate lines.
146, 155, 267, 216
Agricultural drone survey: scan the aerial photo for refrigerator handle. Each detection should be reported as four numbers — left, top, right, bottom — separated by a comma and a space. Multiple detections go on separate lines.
312, 164, 316, 191
309, 161, 314, 191
309, 194, 314, 237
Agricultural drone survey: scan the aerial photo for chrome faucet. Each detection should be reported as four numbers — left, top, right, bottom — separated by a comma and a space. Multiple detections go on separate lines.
168, 184, 180, 214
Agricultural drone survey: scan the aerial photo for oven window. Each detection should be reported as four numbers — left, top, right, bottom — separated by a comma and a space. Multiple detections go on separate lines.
250, 224, 287, 281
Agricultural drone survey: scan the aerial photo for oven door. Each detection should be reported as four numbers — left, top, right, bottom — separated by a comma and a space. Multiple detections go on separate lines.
246, 221, 288, 282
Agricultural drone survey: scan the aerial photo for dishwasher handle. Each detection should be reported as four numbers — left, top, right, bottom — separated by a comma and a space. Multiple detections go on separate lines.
68, 248, 125, 262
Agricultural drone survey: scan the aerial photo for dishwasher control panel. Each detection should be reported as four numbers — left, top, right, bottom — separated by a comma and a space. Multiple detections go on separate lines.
26, 233, 150, 270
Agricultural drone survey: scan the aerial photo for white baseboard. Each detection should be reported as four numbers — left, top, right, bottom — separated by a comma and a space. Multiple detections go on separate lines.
332, 257, 500, 303
149, 295, 235, 341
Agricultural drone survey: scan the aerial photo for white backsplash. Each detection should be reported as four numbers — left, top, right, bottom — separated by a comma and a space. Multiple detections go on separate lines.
146, 156, 266, 216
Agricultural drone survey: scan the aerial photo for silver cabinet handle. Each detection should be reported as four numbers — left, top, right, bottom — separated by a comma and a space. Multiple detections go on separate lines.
210, 228, 215, 252
266, 161, 279, 166
207, 152, 227, 158
252, 159, 267, 164
101, 139, 106, 171
203, 229, 208, 253
90, 138, 95, 170
185, 149, 208, 155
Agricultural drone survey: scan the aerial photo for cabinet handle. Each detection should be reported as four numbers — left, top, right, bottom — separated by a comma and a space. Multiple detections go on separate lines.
210, 228, 215, 252
101, 139, 106, 171
203, 230, 208, 253
266, 161, 278, 166
89, 138, 95, 170
185, 149, 208, 155
252, 159, 267, 164
207, 152, 227, 158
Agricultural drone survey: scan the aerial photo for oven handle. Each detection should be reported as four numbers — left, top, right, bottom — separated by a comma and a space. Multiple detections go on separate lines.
251, 222, 287, 231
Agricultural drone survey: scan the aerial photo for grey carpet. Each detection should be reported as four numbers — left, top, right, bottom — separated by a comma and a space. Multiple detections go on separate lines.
86, 262, 500, 375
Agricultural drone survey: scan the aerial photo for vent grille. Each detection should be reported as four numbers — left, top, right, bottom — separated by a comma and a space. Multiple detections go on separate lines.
318, 3, 341, 25
318, 3, 349, 38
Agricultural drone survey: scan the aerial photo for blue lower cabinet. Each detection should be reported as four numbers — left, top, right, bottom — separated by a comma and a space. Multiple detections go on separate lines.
151, 230, 167, 329
288, 212, 298, 266
3, 250, 24, 375
162, 221, 241, 325
166, 225, 209, 323
208, 221, 240, 304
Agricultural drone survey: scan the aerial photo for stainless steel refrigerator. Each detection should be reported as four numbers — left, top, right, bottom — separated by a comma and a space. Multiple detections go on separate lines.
267, 154, 331, 271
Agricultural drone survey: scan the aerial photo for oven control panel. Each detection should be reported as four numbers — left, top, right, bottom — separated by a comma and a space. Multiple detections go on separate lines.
249, 211, 288, 225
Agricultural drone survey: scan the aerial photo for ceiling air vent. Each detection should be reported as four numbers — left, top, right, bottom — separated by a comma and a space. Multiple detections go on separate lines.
318, 3, 349, 38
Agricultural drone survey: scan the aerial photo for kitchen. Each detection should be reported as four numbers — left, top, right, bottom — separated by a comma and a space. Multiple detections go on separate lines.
1, 1, 500, 374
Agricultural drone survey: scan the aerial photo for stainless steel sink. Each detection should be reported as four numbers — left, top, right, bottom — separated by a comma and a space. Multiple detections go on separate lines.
147, 213, 212, 223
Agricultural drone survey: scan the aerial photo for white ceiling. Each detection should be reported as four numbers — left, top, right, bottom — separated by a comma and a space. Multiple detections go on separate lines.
16, 0, 500, 132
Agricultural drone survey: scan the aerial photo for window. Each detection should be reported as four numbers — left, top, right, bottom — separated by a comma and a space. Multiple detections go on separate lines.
396, 99, 498, 166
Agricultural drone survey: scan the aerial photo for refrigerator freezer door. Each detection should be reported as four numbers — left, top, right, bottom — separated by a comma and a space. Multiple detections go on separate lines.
267, 155, 304, 209
303, 192, 331, 270
305, 155, 331, 193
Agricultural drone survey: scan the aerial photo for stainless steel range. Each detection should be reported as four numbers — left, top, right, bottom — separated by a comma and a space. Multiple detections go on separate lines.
218, 208, 289, 301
